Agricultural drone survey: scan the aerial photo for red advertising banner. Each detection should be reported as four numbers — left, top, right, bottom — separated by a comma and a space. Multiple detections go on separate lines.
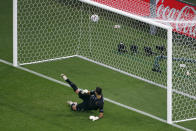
155, 0, 196, 38
92, 0, 196, 38
93, 0, 151, 16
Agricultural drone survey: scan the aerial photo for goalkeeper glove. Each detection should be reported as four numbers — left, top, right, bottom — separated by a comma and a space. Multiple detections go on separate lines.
89, 116, 99, 121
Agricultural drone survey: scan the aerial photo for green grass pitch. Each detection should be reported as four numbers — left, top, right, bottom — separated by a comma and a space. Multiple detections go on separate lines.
0, 0, 195, 131
0, 61, 183, 131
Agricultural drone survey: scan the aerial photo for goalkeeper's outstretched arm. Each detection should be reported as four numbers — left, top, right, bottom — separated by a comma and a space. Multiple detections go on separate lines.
99, 112, 104, 118
89, 102, 104, 121
99, 105, 104, 118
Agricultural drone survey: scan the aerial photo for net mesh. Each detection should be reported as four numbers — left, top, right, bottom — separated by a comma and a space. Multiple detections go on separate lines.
79, 3, 167, 86
172, 31, 196, 121
18, 0, 81, 64
17, 0, 196, 122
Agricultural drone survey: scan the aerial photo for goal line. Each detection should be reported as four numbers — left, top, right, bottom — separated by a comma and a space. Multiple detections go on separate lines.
19, 54, 196, 102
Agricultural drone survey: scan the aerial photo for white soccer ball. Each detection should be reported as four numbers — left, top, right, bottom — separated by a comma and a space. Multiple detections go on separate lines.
91, 14, 99, 22
186, 70, 191, 76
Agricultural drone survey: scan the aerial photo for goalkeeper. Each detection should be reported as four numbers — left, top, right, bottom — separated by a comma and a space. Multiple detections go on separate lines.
61, 74, 104, 121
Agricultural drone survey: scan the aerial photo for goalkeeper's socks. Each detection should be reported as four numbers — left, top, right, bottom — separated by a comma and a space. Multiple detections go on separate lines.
67, 101, 73, 105
66, 79, 78, 92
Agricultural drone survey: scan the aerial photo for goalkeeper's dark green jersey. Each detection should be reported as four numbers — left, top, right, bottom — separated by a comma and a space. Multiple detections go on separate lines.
65, 78, 104, 113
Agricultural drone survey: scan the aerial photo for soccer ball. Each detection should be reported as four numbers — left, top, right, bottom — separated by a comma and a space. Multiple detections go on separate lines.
186, 70, 191, 76
91, 14, 99, 22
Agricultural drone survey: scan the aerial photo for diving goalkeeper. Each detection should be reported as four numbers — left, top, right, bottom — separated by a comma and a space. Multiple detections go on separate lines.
61, 74, 104, 121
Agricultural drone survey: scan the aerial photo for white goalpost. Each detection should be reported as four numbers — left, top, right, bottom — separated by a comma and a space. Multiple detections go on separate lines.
78, 0, 173, 124
13, 0, 195, 124
13, 0, 18, 67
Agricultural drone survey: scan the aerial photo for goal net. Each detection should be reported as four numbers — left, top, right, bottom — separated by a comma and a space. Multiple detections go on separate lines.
172, 32, 196, 122
17, 0, 81, 64
15, 0, 196, 123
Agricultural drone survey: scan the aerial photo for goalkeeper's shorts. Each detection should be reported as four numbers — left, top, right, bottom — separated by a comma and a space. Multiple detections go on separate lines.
76, 101, 89, 111
76, 92, 90, 111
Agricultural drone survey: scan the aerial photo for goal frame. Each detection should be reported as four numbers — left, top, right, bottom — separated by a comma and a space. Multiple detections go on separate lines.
78, 0, 173, 124
13, 0, 173, 124
13, 0, 18, 67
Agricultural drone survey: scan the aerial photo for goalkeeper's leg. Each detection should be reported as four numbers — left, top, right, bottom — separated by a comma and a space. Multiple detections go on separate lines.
67, 100, 88, 111
61, 74, 80, 94
72, 102, 88, 111
67, 101, 78, 111
61, 74, 89, 95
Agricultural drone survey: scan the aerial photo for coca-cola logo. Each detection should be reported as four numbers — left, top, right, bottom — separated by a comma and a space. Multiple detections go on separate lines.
156, 0, 196, 38
156, 0, 163, 5
92, 0, 196, 38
